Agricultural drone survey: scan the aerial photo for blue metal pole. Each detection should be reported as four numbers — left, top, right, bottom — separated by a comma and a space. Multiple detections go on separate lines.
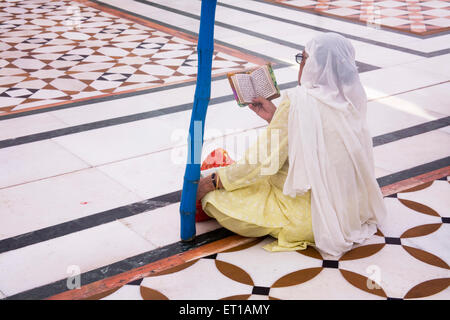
180, 0, 217, 241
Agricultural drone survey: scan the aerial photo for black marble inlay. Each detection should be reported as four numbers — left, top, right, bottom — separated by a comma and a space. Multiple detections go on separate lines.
203, 253, 217, 260
100, 27, 125, 34
23, 37, 52, 44
385, 237, 402, 245
0, 88, 38, 98
127, 278, 143, 286
386, 193, 398, 198
322, 260, 339, 269
442, 217, 450, 224
137, 42, 165, 50
437, 176, 449, 181
252, 286, 270, 296
387, 297, 403, 300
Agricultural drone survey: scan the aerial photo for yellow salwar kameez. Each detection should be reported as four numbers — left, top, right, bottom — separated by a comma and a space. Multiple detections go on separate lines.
201, 97, 315, 252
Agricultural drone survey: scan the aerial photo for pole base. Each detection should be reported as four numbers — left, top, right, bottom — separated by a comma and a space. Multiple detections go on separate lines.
181, 235, 196, 242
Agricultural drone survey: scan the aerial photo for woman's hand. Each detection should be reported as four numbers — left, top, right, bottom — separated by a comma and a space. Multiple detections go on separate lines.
196, 175, 215, 202
248, 97, 276, 123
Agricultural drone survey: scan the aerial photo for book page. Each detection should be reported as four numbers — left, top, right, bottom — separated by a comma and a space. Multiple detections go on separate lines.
233, 73, 256, 104
250, 65, 276, 99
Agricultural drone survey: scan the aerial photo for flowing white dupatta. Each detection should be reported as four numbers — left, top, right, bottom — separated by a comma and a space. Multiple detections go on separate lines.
283, 33, 387, 256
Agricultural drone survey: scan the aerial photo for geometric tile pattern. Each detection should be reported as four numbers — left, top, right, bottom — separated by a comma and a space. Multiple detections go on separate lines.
270, 0, 450, 35
91, 177, 450, 300
0, 0, 258, 116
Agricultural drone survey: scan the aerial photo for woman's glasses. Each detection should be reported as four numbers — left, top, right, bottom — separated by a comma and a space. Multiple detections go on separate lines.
295, 52, 304, 64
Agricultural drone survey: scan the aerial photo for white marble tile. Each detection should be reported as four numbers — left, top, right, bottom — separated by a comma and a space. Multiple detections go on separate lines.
0, 112, 68, 140
217, 237, 323, 288
360, 64, 449, 101
120, 203, 221, 248
373, 130, 450, 174
96, 121, 262, 202
0, 139, 89, 189
98, 146, 186, 199
270, 268, 386, 299
398, 54, 450, 79
52, 116, 178, 166
388, 82, 450, 118
366, 94, 445, 137
378, 198, 442, 238
397, 180, 450, 219
0, 221, 155, 297
338, 243, 450, 299
402, 34, 450, 53
375, 166, 393, 179
140, 258, 252, 300
401, 224, 450, 268
0, 168, 142, 240
351, 39, 421, 68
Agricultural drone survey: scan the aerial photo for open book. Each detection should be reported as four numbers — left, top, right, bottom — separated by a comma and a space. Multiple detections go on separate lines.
228, 63, 280, 107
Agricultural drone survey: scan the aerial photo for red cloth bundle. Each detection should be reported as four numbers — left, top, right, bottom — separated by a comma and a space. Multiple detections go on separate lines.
196, 148, 234, 222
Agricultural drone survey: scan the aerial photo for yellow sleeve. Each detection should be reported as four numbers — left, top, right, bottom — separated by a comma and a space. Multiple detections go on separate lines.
218, 97, 290, 191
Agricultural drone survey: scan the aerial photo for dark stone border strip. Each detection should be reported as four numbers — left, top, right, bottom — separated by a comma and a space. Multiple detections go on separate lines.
2, 156, 449, 300
372, 116, 450, 146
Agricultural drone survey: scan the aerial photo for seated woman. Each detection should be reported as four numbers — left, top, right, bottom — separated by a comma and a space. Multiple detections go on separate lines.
196, 33, 387, 257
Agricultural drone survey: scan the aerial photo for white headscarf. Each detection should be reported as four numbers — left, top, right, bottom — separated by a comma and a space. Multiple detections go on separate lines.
283, 33, 387, 257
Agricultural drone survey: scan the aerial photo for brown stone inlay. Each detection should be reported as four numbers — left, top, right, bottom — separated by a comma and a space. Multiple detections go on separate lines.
402, 245, 450, 270
221, 238, 262, 253
140, 286, 170, 300
296, 246, 322, 260
400, 181, 434, 193
381, 166, 450, 197
339, 243, 385, 261
401, 223, 442, 239
215, 260, 254, 286
375, 228, 384, 237
339, 269, 387, 298
271, 267, 322, 288
398, 199, 440, 217
404, 278, 450, 299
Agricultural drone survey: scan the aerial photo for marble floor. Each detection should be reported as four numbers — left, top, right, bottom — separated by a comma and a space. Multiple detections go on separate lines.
271, 0, 450, 35
91, 177, 450, 300
0, 0, 449, 300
